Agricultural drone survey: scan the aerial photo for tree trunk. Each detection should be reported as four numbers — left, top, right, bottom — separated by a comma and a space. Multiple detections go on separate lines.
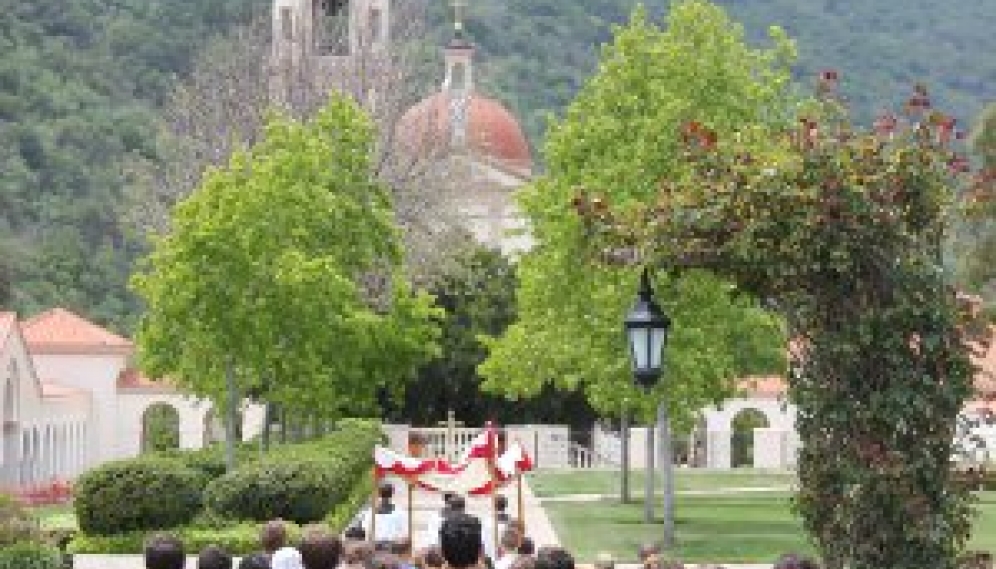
644, 421, 655, 523
224, 359, 238, 472
658, 403, 674, 548
621, 410, 630, 503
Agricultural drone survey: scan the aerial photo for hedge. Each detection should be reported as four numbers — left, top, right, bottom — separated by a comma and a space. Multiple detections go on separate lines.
1, 493, 40, 546
68, 521, 304, 555
0, 542, 62, 569
73, 457, 203, 534
204, 420, 382, 524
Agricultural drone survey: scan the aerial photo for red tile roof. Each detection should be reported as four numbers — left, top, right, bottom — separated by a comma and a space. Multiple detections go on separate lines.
116, 368, 173, 391
21, 308, 132, 354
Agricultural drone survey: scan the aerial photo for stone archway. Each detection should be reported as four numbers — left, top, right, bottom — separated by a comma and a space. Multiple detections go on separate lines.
202, 407, 225, 447
141, 403, 181, 453
731, 408, 770, 468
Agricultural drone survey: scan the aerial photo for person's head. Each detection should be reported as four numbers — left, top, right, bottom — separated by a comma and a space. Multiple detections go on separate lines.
298, 526, 343, 569
774, 553, 820, 569
379, 482, 395, 501
495, 495, 508, 513
272, 546, 305, 569
198, 545, 234, 569
238, 554, 272, 569
499, 527, 521, 553
443, 492, 456, 507
366, 553, 402, 569
420, 546, 445, 569
145, 533, 185, 569
439, 513, 483, 569
637, 543, 660, 562
534, 547, 573, 569
516, 537, 535, 556
448, 494, 467, 514
345, 541, 375, 565
344, 526, 367, 541
261, 520, 289, 554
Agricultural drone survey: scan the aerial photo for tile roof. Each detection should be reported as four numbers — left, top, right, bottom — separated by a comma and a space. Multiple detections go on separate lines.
21, 308, 132, 354
116, 367, 173, 391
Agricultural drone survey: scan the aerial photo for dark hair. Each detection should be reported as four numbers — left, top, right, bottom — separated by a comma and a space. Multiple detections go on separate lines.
145, 533, 185, 569
366, 553, 402, 569
237, 553, 271, 569
535, 547, 574, 569
439, 513, 482, 569
344, 526, 367, 541
638, 543, 661, 562
500, 527, 521, 551
517, 537, 535, 556
391, 537, 412, 557
511, 556, 537, 569
448, 494, 467, 513
495, 495, 508, 511
379, 482, 395, 500
345, 541, 375, 565
261, 520, 288, 553
197, 545, 233, 569
421, 546, 445, 568
299, 526, 343, 569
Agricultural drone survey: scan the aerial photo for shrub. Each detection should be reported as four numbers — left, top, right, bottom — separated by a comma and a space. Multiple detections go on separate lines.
74, 457, 202, 534
204, 459, 347, 524
0, 542, 62, 569
0, 493, 40, 546
68, 522, 304, 555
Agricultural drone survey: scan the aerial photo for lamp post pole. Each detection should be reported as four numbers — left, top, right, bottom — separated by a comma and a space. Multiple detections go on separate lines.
658, 403, 675, 547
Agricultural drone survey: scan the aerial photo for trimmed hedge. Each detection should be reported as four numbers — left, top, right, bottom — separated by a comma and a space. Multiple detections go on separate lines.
74, 458, 203, 534
68, 521, 303, 555
1, 493, 40, 546
204, 420, 382, 524
0, 542, 62, 569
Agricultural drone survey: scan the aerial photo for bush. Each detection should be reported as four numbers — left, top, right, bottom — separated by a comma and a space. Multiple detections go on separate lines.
0, 493, 40, 546
68, 522, 304, 555
0, 542, 62, 569
204, 459, 346, 524
74, 458, 202, 534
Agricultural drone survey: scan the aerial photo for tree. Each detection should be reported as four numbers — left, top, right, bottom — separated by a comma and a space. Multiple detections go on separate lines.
578, 60, 992, 569
126, 3, 465, 283
956, 102, 996, 314
131, 94, 441, 446
478, 3, 789, 430
383, 244, 598, 427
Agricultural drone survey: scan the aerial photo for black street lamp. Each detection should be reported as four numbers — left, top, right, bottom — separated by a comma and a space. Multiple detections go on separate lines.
625, 268, 671, 391
624, 267, 674, 545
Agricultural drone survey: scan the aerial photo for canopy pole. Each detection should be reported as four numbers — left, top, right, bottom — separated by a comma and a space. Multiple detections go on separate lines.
517, 474, 525, 531
370, 466, 379, 543
407, 480, 414, 546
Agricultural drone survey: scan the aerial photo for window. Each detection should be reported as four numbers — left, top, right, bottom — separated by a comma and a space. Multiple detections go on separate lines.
369, 8, 384, 44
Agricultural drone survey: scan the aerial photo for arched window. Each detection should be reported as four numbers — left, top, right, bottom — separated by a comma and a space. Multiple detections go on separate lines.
141, 403, 181, 453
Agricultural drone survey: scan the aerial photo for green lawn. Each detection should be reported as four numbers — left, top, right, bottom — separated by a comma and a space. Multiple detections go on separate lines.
543, 491, 996, 563
528, 468, 796, 498
29, 503, 78, 530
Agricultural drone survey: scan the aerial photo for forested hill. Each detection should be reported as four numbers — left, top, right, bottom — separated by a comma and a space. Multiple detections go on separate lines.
2, 0, 995, 331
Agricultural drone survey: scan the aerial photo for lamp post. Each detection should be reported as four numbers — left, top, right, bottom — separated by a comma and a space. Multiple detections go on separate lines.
624, 267, 674, 545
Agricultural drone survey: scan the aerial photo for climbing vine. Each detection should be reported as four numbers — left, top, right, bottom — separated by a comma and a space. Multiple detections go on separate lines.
577, 75, 995, 569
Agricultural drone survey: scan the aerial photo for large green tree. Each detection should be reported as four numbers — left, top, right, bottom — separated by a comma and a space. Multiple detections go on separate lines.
957, 102, 996, 313
132, 94, 440, 426
478, 3, 789, 427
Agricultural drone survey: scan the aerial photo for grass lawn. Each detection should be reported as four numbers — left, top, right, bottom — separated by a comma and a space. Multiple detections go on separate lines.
543, 491, 996, 563
528, 468, 796, 498
29, 503, 78, 530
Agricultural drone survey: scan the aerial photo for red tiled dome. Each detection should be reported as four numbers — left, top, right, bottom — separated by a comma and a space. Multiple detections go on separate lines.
397, 92, 532, 173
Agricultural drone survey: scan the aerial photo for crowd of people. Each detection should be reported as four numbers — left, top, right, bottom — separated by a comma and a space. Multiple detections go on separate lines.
138, 481, 821, 569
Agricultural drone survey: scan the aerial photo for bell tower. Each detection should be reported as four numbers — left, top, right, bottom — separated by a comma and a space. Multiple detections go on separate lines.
271, 0, 390, 64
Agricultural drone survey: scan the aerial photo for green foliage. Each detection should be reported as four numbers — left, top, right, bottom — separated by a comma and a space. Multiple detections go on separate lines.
955, 102, 996, 311
0, 542, 62, 569
68, 522, 304, 555
479, 2, 789, 427
131, 95, 440, 419
141, 403, 180, 453
0, 493, 40, 546
73, 458, 202, 535
203, 419, 380, 524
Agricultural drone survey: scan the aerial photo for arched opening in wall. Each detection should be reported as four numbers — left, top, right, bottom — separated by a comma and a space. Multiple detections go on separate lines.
202, 408, 226, 447
731, 408, 770, 468
141, 403, 181, 453
685, 415, 709, 467
314, 0, 350, 55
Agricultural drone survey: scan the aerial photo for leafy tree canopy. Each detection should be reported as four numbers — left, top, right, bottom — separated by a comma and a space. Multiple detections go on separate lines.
478, 3, 789, 427
132, 94, 441, 418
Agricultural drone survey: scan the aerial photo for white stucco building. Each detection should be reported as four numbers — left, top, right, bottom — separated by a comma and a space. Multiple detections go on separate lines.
0, 308, 261, 491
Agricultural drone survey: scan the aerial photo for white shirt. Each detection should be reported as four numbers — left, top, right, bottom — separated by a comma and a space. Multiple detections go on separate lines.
361, 505, 408, 542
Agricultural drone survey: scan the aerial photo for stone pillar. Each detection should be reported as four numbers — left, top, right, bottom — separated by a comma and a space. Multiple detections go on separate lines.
707, 430, 732, 469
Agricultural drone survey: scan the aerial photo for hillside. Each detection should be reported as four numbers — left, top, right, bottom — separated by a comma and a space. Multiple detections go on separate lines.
2, 0, 995, 329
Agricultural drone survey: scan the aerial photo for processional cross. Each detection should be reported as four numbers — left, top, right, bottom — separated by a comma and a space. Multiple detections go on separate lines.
437, 409, 464, 463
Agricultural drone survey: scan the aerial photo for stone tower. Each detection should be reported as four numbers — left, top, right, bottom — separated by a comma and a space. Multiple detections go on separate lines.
271, 0, 390, 68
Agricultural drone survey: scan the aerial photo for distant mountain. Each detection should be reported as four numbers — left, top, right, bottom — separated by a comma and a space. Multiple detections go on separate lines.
2, 0, 994, 329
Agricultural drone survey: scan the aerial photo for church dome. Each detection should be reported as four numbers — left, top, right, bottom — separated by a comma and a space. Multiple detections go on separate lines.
397, 91, 532, 174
